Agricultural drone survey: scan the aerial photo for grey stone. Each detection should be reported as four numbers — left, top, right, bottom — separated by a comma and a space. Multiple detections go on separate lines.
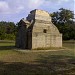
15, 9, 62, 49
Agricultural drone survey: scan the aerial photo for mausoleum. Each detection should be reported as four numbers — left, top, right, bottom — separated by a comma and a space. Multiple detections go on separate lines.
15, 9, 62, 49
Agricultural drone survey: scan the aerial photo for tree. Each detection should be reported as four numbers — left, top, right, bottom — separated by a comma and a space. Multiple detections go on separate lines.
51, 8, 75, 40
0, 21, 17, 40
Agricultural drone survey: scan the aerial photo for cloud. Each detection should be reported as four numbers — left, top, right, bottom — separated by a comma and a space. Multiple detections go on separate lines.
0, 0, 74, 22
0, 0, 71, 14
0, 1, 9, 14
0, 0, 25, 14
45, 0, 69, 2
0, 0, 43, 14
28, 0, 44, 9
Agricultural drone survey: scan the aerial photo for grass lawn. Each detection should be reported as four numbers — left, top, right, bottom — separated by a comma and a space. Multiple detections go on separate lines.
0, 40, 75, 75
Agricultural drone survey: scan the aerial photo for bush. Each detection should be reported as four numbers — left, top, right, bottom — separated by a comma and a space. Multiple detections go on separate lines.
5, 34, 15, 40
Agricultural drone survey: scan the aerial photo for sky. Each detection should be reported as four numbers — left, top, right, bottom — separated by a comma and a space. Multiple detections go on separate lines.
0, 0, 74, 23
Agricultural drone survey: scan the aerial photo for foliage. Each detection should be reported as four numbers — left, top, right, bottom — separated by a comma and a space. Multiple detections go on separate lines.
0, 21, 17, 40
51, 8, 75, 40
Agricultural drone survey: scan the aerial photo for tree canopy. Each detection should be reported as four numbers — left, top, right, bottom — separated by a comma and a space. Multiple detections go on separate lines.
51, 8, 75, 40
0, 21, 17, 40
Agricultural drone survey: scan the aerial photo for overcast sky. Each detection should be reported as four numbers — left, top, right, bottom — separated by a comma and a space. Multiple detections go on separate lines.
0, 0, 74, 23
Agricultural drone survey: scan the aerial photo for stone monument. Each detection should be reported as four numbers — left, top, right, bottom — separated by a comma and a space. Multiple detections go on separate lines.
15, 9, 62, 49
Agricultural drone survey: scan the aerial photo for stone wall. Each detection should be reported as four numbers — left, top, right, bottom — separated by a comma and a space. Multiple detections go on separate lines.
15, 9, 62, 49
32, 33, 62, 49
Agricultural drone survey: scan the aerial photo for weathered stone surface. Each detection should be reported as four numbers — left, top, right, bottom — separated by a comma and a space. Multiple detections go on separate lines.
15, 9, 62, 49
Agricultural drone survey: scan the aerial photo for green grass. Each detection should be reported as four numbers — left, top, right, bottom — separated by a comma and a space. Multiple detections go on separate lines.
63, 40, 75, 50
0, 40, 75, 75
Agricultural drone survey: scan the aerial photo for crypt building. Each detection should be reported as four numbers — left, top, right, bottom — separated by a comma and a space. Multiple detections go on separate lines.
15, 9, 62, 49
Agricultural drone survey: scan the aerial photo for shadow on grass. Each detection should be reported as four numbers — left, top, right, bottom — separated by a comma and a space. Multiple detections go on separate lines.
0, 46, 15, 50
0, 55, 75, 75
36, 55, 75, 75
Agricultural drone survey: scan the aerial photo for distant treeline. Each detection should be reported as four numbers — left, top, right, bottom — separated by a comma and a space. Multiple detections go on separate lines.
0, 8, 75, 40
51, 8, 75, 40
0, 21, 17, 40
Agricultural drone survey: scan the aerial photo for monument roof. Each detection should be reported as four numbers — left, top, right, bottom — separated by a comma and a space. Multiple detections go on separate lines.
30, 9, 50, 17
21, 18, 30, 24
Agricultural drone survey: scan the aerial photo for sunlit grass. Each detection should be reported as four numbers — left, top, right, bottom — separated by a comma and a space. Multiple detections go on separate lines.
0, 40, 75, 75
63, 40, 75, 50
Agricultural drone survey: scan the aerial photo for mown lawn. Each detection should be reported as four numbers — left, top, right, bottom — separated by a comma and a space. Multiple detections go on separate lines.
0, 40, 75, 75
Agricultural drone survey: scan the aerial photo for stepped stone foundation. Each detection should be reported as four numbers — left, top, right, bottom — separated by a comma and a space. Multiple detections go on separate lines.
15, 9, 62, 49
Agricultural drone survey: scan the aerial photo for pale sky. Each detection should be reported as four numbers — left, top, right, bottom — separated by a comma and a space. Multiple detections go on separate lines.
0, 0, 74, 23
